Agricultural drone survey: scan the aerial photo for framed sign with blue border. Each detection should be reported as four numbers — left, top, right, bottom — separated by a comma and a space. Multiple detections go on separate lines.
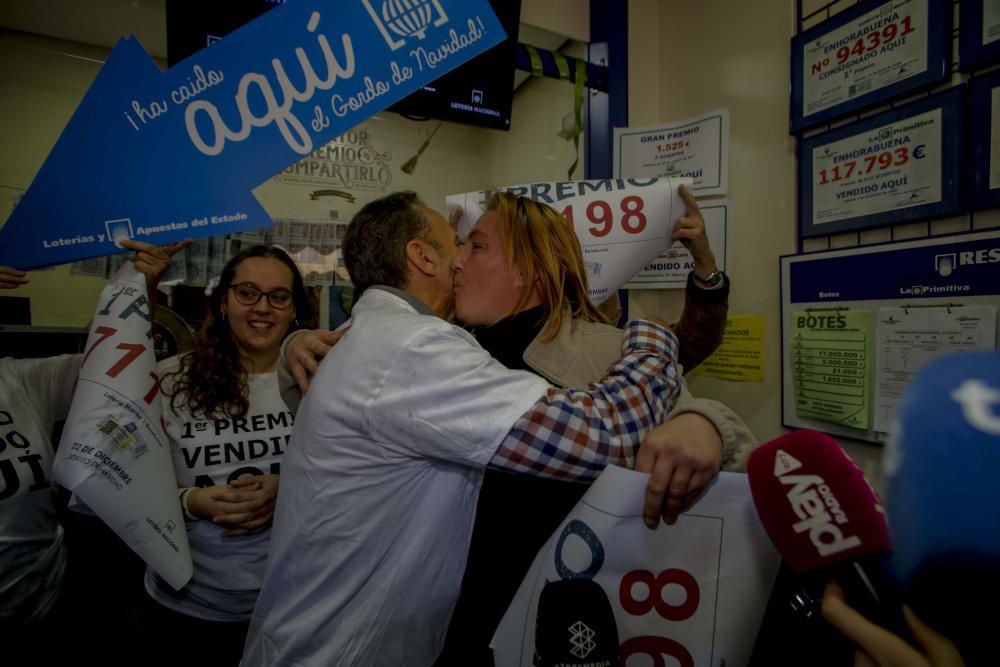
797, 85, 965, 238
969, 70, 1000, 209
790, 0, 951, 134
959, 0, 1000, 71
779, 229, 1000, 443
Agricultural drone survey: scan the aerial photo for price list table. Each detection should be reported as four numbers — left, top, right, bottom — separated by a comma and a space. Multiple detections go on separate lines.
791, 311, 873, 429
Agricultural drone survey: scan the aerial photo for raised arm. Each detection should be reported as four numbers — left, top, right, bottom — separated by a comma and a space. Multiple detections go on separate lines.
669, 185, 728, 372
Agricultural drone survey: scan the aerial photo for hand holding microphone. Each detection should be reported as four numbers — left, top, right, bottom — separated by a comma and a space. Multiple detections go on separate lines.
821, 579, 966, 667
746, 430, 913, 645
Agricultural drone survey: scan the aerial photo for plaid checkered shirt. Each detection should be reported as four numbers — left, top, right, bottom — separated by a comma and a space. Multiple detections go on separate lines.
489, 320, 681, 479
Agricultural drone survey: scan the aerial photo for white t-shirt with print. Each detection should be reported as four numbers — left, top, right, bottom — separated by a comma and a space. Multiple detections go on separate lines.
0, 354, 80, 621
145, 355, 294, 621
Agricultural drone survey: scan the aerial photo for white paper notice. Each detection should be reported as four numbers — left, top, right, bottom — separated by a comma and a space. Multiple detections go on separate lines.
54, 262, 193, 589
802, 0, 929, 118
625, 199, 730, 290
491, 467, 780, 667
811, 108, 943, 226
874, 305, 998, 433
612, 109, 729, 196
992, 86, 1000, 191
446, 178, 691, 305
985, 0, 1000, 45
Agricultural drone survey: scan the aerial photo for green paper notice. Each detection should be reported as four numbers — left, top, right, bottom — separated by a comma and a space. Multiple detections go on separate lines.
791, 310, 872, 429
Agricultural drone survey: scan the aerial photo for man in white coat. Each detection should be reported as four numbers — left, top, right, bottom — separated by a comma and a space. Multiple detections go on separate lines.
243, 192, 687, 667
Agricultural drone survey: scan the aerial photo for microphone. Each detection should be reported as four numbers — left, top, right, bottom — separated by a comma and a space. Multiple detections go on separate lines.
533, 579, 620, 667
746, 430, 911, 646
884, 351, 1000, 665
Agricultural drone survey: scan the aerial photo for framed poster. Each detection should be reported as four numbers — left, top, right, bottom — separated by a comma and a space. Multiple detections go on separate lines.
969, 70, 1000, 210
612, 108, 729, 196
790, 0, 951, 133
959, 0, 1000, 71
779, 229, 1000, 444
797, 86, 965, 238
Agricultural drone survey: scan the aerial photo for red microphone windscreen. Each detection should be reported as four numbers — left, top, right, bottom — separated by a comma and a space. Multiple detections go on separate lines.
747, 430, 889, 574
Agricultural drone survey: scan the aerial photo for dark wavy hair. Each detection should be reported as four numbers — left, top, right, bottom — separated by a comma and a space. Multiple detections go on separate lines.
164, 245, 315, 420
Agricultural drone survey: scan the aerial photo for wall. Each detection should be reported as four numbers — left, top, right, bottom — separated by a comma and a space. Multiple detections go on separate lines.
626, 0, 917, 484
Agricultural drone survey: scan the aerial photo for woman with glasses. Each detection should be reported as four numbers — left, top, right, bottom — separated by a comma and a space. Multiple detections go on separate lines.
143, 245, 315, 664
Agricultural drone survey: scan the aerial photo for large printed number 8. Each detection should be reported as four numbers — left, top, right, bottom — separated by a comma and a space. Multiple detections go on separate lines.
618, 568, 699, 666
619, 568, 699, 620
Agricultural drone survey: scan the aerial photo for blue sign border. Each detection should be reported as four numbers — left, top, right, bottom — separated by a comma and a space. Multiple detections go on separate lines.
785, 233, 1000, 303
797, 85, 966, 239
778, 228, 1000, 442
969, 69, 1000, 210
959, 0, 1000, 71
790, 0, 952, 134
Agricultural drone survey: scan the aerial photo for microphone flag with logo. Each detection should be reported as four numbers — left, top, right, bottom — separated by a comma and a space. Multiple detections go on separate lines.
747, 429, 912, 646
885, 351, 1000, 664
534, 579, 620, 667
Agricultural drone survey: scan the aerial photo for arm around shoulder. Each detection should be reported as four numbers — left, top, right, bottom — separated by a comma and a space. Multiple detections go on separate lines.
667, 386, 757, 472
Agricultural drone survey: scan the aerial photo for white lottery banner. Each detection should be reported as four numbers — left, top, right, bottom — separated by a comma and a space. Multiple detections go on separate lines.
492, 467, 780, 667
446, 177, 691, 305
612, 109, 729, 196
625, 199, 730, 290
811, 108, 942, 226
54, 262, 193, 589
802, 0, 929, 119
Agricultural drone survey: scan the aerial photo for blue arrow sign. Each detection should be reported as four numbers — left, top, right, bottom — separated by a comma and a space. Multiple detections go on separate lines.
0, 0, 504, 270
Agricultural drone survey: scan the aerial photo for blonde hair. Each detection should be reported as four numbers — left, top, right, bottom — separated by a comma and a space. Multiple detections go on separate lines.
486, 191, 611, 342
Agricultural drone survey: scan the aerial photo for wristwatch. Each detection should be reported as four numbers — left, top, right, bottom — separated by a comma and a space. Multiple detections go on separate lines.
693, 269, 725, 289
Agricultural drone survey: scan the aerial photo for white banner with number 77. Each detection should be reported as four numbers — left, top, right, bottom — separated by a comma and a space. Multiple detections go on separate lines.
446, 177, 692, 305
491, 466, 780, 667
53, 261, 193, 589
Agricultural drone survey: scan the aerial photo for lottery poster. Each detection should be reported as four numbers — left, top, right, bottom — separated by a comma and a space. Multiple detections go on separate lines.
53, 262, 193, 589
492, 467, 780, 667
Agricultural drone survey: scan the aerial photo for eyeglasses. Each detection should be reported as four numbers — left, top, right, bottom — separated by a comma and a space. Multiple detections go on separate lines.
230, 283, 295, 309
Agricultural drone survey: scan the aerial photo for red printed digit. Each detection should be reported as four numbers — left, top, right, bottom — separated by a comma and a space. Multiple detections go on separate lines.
864, 155, 878, 173
836, 45, 850, 64
866, 29, 881, 51
883, 22, 898, 42
619, 636, 693, 667
83, 326, 118, 366
587, 200, 613, 237
844, 161, 856, 179
893, 147, 909, 166
850, 38, 865, 58
106, 343, 145, 379
901, 15, 914, 36
561, 204, 575, 226
144, 371, 161, 405
620, 568, 700, 621
620, 196, 647, 234
877, 151, 893, 170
